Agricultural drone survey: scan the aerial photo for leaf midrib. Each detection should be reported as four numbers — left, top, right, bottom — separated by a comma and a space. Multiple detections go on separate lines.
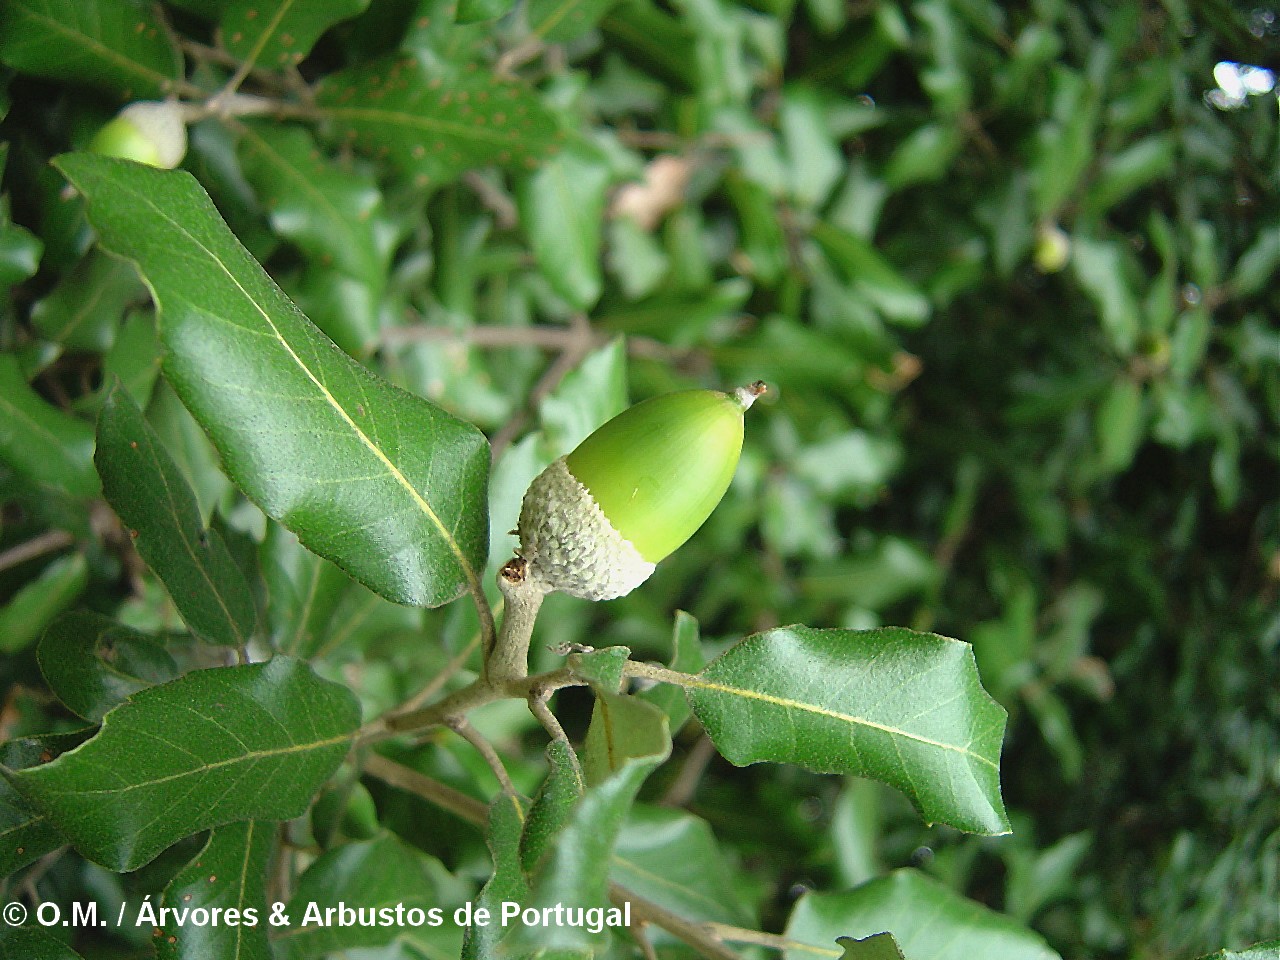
687, 674, 999, 770
104, 174, 484, 602
34, 731, 352, 797
7, 1, 174, 88
319, 105, 524, 147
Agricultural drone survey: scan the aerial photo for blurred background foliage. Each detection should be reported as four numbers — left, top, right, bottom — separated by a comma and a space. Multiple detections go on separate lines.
0, 0, 1278, 957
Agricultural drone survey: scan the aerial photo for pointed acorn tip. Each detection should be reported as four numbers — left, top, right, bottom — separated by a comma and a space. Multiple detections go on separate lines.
733, 380, 767, 411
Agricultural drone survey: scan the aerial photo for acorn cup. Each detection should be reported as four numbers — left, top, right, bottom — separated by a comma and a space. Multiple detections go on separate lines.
516, 381, 766, 600
89, 101, 188, 170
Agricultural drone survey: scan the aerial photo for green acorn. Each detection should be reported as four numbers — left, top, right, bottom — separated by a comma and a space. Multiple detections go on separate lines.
1033, 222, 1071, 274
517, 382, 765, 600
89, 101, 188, 170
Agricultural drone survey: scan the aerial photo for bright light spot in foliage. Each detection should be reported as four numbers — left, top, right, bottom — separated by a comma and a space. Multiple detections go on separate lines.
1207, 60, 1277, 109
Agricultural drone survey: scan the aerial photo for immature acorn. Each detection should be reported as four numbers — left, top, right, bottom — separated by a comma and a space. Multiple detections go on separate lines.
516, 382, 766, 601
89, 101, 188, 170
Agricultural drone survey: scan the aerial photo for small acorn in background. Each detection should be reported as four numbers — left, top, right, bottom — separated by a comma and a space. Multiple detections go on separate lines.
1033, 222, 1071, 274
89, 101, 188, 169
517, 382, 766, 600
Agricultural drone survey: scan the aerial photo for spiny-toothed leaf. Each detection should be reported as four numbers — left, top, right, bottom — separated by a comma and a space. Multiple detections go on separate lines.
686, 626, 1011, 836
0, 732, 86, 876
783, 869, 1061, 960
154, 821, 274, 960
220, 0, 371, 72
583, 691, 668, 786
520, 738, 584, 875
96, 387, 258, 647
315, 56, 561, 186
38, 610, 179, 721
568, 645, 630, 693
56, 153, 491, 609
837, 933, 907, 960
504, 727, 669, 958
462, 795, 530, 960
9, 656, 358, 871
0, 0, 182, 97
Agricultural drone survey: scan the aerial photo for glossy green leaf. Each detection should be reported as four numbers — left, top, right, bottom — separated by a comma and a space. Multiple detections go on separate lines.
10, 656, 359, 870
0, 354, 98, 498
538, 336, 628, 457
519, 145, 610, 310
1072, 237, 1140, 356
611, 805, 755, 927
607, 214, 670, 298
1230, 225, 1280, 298
1032, 68, 1097, 218
527, 0, 619, 42
274, 832, 465, 959
883, 123, 963, 191
504, 727, 669, 957
1096, 377, 1144, 474
58, 153, 492, 609
99, 308, 162, 408
96, 387, 258, 646
638, 610, 704, 732
780, 86, 842, 208
811, 222, 930, 326
221, 0, 371, 72
146, 380, 231, 523
583, 690, 668, 786
0, 732, 85, 875
261, 520, 352, 657
0, 0, 181, 97
686, 626, 1010, 835
0, 217, 43, 288
725, 171, 786, 284
238, 123, 394, 294
38, 610, 179, 720
0, 554, 88, 654
154, 821, 274, 960
1085, 134, 1176, 216
0, 925, 86, 959
783, 869, 1061, 960
520, 738, 584, 874
315, 57, 561, 186
30, 250, 143, 353
838, 933, 907, 960
462, 795, 529, 960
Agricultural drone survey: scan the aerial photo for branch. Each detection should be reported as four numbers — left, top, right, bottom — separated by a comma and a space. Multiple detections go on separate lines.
0, 530, 75, 574
485, 557, 548, 683
447, 716, 520, 800
362, 752, 488, 824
